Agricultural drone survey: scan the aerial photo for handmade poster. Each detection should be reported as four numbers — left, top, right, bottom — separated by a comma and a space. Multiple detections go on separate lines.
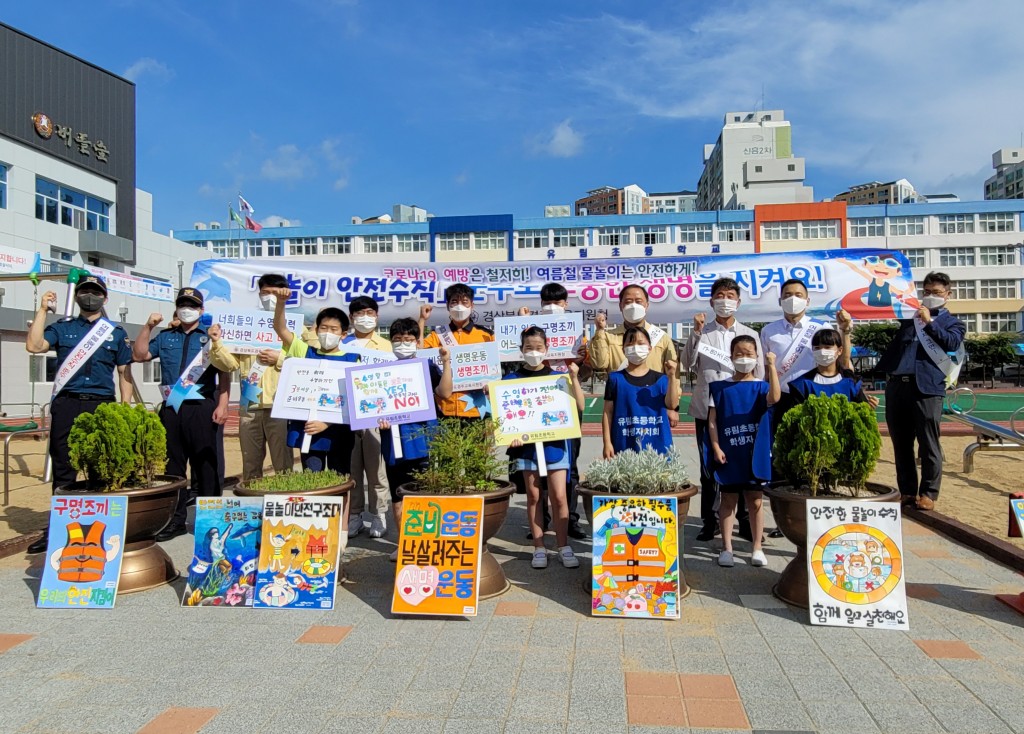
806, 499, 909, 630
253, 495, 344, 610
181, 497, 263, 607
37, 495, 128, 609
392, 495, 484, 617
488, 374, 582, 446
494, 313, 584, 362
420, 342, 501, 392
591, 495, 680, 619
206, 307, 302, 354
344, 358, 437, 431
1010, 496, 1024, 538
270, 358, 350, 424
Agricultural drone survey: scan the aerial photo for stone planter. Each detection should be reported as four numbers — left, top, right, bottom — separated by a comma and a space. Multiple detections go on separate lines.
765, 481, 901, 608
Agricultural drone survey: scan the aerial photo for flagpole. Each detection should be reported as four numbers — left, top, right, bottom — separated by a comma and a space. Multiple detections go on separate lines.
227, 202, 235, 259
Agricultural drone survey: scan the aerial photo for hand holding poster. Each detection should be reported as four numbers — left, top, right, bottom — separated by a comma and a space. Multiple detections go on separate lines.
206, 307, 302, 354
182, 497, 263, 607
488, 374, 582, 446
494, 313, 583, 362
271, 358, 350, 424
344, 358, 437, 431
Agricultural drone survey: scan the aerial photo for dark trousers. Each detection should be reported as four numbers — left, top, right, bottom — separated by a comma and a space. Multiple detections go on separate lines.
510, 437, 581, 526
885, 377, 944, 500
301, 425, 354, 474
695, 418, 748, 530
49, 393, 114, 490
161, 399, 222, 525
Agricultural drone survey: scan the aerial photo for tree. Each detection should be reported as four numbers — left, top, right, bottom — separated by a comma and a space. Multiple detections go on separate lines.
851, 322, 899, 358
964, 333, 1016, 388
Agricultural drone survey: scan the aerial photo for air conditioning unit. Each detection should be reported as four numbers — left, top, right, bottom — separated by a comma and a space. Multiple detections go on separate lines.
193, 222, 206, 230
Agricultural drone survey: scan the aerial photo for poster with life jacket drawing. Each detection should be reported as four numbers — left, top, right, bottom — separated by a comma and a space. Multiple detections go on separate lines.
591, 496, 680, 620
37, 495, 128, 609
181, 497, 263, 607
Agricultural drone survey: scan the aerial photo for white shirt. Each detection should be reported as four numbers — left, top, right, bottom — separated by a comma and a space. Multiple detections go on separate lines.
760, 315, 828, 392
683, 319, 764, 420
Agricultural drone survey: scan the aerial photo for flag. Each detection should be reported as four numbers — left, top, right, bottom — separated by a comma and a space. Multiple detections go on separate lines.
245, 216, 263, 234
229, 206, 245, 228
239, 194, 254, 216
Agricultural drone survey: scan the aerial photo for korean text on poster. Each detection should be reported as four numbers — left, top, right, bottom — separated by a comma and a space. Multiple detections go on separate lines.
181, 497, 263, 607
206, 308, 303, 354
270, 358, 350, 423
488, 374, 582, 446
420, 342, 500, 392
493, 313, 583, 362
344, 358, 437, 431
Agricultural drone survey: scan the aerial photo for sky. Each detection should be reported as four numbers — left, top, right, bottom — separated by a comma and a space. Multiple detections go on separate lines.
6, 0, 1024, 233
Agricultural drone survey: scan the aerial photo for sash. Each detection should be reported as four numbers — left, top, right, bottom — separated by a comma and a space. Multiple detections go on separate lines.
165, 340, 213, 411
914, 316, 965, 388
434, 324, 459, 348
695, 339, 733, 372
776, 321, 824, 385
615, 324, 667, 370
240, 361, 268, 410
52, 319, 116, 396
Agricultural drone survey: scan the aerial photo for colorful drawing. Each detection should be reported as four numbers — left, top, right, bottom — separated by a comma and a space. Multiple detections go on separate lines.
181, 497, 262, 607
591, 496, 680, 620
271, 358, 351, 424
1011, 498, 1024, 536
253, 495, 344, 610
806, 500, 909, 629
38, 495, 128, 609
832, 255, 918, 319
392, 496, 484, 617
344, 358, 438, 430
488, 374, 582, 446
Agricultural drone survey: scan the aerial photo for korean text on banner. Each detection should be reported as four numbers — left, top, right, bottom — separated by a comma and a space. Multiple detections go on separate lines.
181, 497, 263, 607
488, 374, 581, 446
206, 308, 302, 354
0, 243, 41, 275
271, 358, 351, 424
87, 265, 174, 302
344, 358, 437, 431
493, 312, 583, 362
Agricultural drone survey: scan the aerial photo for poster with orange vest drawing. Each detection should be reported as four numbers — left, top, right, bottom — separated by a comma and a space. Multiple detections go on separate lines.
591, 496, 680, 619
37, 495, 128, 609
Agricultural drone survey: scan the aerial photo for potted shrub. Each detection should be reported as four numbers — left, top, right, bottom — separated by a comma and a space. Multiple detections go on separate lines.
398, 417, 515, 598
577, 448, 698, 598
60, 403, 185, 593
766, 393, 899, 608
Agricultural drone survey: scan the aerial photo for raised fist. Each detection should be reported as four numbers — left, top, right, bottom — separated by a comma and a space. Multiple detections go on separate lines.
40, 291, 58, 312
439, 346, 450, 361
146, 313, 164, 328
518, 306, 531, 317
694, 313, 706, 332
269, 286, 292, 300
594, 312, 607, 330
766, 351, 776, 367
208, 323, 222, 341
419, 304, 433, 321
835, 309, 852, 332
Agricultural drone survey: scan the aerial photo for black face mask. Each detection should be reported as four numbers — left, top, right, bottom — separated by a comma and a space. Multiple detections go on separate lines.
76, 293, 105, 313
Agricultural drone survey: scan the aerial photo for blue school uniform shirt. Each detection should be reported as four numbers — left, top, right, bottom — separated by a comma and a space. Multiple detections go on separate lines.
381, 361, 442, 465
787, 368, 866, 405
503, 365, 569, 465
604, 369, 672, 455
286, 344, 359, 453
708, 379, 772, 486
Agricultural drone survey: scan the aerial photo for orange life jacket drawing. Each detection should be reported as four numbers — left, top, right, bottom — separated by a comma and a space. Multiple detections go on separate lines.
49, 521, 121, 583
601, 527, 665, 584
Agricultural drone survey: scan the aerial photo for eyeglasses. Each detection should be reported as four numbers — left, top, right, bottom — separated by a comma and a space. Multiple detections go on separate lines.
864, 256, 900, 269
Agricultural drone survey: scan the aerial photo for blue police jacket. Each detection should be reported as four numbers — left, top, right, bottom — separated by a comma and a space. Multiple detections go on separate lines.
875, 309, 966, 397
44, 316, 132, 397
148, 323, 218, 398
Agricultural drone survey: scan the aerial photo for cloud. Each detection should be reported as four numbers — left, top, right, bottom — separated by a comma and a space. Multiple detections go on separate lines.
529, 119, 584, 158
318, 139, 351, 190
260, 144, 314, 182
121, 57, 173, 84
260, 214, 302, 228
454, 170, 469, 185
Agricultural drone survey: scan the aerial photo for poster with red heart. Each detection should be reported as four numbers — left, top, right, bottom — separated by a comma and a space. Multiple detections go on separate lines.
391, 495, 484, 617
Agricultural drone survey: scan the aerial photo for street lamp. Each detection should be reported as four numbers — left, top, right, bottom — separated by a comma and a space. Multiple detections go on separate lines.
177, 259, 185, 290
118, 303, 129, 324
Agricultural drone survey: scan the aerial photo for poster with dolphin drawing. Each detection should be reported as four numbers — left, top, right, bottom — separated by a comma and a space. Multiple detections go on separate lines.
181, 497, 263, 607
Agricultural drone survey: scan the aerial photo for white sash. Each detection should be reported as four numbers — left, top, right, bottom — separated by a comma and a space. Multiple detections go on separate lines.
696, 339, 733, 371
434, 324, 459, 348
52, 319, 116, 396
615, 324, 667, 370
914, 316, 965, 388
776, 321, 823, 385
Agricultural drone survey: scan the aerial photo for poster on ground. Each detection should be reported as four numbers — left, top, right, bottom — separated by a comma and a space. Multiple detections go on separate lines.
37, 496, 128, 609
253, 495, 344, 610
493, 313, 583, 362
181, 497, 263, 607
392, 495, 484, 617
806, 499, 909, 630
206, 307, 302, 354
1010, 497, 1024, 537
344, 358, 437, 431
488, 374, 581, 447
591, 495, 680, 619
271, 358, 351, 424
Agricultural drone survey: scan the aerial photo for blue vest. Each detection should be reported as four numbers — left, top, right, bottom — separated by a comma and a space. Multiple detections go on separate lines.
606, 370, 671, 455
708, 379, 772, 486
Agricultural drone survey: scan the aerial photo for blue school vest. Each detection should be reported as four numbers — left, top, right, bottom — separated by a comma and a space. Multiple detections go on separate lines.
606, 370, 671, 455
707, 379, 772, 486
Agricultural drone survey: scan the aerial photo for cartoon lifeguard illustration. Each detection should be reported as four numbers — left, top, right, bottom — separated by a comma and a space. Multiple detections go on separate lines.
49, 522, 122, 583
835, 255, 918, 319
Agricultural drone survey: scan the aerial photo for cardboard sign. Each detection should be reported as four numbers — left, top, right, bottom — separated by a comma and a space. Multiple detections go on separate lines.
206, 308, 302, 354
392, 495, 484, 617
181, 497, 263, 607
253, 495, 344, 610
494, 312, 584, 362
591, 495, 681, 620
1010, 495, 1024, 538
488, 374, 582, 446
806, 499, 909, 630
37, 495, 128, 609
344, 358, 437, 431
271, 358, 351, 424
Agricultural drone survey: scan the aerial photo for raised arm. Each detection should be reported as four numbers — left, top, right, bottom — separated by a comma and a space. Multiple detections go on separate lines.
567, 362, 585, 413
664, 358, 681, 410
26, 290, 57, 354
435, 346, 454, 400
270, 287, 295, 349
835, 309, 854, 371
133, 312, 164, 362
765, 352, 781, 406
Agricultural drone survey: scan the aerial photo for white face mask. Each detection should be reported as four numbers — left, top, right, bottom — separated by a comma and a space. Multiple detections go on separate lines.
921, 295, 946, 310
317, 332, 341, 351
353, 315, 377, 333
540, 303, 565, 315
713, 299, 738, 318
732, 357, 757, 373
624, 345, 650, 365
813, 349, 838, 367
393, 342, 417, 359
258, 294, 277, 311
523, 350, 545, 367
448, 304, 472, 321
780, 296, 807, 316
176, 307, 200, 325
622, 303, 647, 323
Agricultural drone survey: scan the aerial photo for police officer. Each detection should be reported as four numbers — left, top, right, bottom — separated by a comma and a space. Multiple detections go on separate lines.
25, 275, 134, 554
133, 287, 230, 540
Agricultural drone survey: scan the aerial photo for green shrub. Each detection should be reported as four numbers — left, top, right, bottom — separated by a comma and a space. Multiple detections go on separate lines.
245, 469, 349, 493
68, 403, 167, 490
582, 448, 690, 495
411, 418, 504, 494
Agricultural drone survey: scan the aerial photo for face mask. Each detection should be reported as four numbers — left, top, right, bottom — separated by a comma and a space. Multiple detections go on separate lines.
780, 296, 807, 316
921, 295, 946, 310
622, 303, 647, 323
353, 315, 377, 333
813, 349, 838, 367
624, 345, 650, 365
259, 294, 277, 311
317, 332, 341, 351
713, 299, 738, 318
76, 293, 104, 313
732, 357, 757, 373
448, 304, 472, 321
393, 342, 417, 359
523, 351, 545, 367
176, 307, 200, 325
540, 303, 565, 315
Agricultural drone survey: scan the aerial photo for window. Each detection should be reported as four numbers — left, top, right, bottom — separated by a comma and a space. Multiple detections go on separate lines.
889, 216, 925, 236
787, 163, 795, 171
754, 165, 763, 173
598, 227, 629, 247
29, 354, 57, 384
679, 224, 713, 243
979, 279, 1018, 299
51, 247, 74, 262
288, 237, 317, 256
938, 214, 974, 234
362, 235, 393, 254
473, 231, 505, 250
321, 236, 351, 255
718, 223, 751, 241
552, 228, 584, 248
35, 177, 110, 232
518, 230, 549, 249
980, 312, 1018, 333
438, 233, 470, 251
851, 216, 885, 237
901, 250, 926, 269
950, 281, 976, 300
978, 212, 1015, 233
264, 239, 284, 257
245, 240, 262, 257
762, 221, 798, 240
397, 234, 427, 253
0, 163, 6, 209
980, 245, 1016, 266
800, 219, 839, 239
213, 240, 240, 258
634, 226, 666, 245
939, 247, 975, 267
143, 360, 163, 384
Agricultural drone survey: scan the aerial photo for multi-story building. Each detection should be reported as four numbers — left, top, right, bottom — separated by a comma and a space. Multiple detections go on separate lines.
696, 109, 814, 211
833, 179, 920, 206
984, 148, 1024, 201
647, 190, 697, 214
574, 184, 648, 216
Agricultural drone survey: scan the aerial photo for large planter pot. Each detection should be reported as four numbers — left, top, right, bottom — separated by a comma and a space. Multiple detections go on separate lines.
399, 481, 516, 599
56, 475, 186, 594
765, 481, 901, 609
576, 483, 700, 600
232, 478, 355, 498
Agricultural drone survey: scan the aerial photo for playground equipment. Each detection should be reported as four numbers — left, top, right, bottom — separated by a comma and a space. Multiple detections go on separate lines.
943, 387, 1024, 473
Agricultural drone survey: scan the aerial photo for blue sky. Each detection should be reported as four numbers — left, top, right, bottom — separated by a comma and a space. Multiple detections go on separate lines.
7, 0, 1024, 233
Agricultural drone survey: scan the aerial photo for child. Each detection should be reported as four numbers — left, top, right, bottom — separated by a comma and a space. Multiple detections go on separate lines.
602, 327, 681, 458
378, 318, 454, 561
708, 336, 780, 568
505, 326, 585, 569
786, 329, 870, 406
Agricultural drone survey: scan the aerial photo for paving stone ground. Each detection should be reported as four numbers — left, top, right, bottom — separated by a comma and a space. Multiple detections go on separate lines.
2, 437, 1024, 733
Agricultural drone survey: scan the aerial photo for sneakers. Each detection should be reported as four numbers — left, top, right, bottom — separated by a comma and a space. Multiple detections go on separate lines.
718, 550, 735, 567
531, 550, 548, 569
750, 550, 767, 567
347, 514, 364, 538
368, 515, 386, 538
388, 548, 398, 562
559, 546, 580, 569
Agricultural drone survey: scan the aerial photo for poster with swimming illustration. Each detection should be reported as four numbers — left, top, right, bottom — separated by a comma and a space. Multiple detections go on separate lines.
344, 358, 437, 431
591, 496, 680, 620
38, 495, 128, 609
253, 495, 344, 610
181, 497, 263, 607
806, 499, 909, 630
